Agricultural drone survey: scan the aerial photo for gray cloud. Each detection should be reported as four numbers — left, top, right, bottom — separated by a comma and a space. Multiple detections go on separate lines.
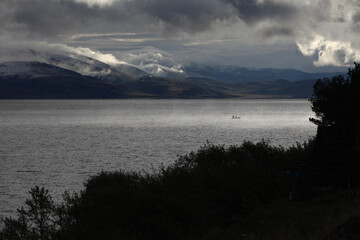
1, 0, 302, 38
352, 11, 360, 31
262, 27, 294, 38
1, 0, 360, 69
226, 0, 297, 24
11, 0, 113, 36
130, 0, 236, 34
0, 0, 224, 37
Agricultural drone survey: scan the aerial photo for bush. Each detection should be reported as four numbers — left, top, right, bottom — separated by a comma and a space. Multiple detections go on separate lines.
1, 140, 313, 240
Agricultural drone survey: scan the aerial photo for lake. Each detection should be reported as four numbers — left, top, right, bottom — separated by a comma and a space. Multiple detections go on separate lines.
0, 99, 316, 217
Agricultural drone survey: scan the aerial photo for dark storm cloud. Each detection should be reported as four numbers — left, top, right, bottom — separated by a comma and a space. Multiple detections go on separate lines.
262, 27, 294, 38
333, 49, 347, 64
225, 0, 297, 24
1, 0, 299, 38
352, 12, 360, 31
0, 1, 14, 29
128, 0, 236, 34
3, 0, 359, 69
1, 0, 228, 36
10, 0, 119, 36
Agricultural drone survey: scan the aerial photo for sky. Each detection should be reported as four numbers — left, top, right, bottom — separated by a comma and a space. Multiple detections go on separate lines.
1, 0, 360, 72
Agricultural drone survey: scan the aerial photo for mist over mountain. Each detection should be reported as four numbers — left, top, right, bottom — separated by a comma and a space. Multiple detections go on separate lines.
0, 61, 223, 99
0, 52, 346, 99
23, 51, 141, 82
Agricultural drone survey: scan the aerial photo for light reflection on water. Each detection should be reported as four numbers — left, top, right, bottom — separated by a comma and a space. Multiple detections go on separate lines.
0, 99, 316, 217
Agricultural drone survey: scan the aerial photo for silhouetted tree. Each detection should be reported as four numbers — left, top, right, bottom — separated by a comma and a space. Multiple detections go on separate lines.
1, 187, 57, 240
309, 63, 360, 186
310, 62, 360, 128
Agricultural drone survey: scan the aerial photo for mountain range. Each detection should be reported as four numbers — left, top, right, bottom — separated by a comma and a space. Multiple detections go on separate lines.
182, 64, 343, 82
0, 53, 345, 99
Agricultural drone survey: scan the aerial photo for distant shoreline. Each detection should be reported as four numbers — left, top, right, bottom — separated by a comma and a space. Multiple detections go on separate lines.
0, 96, 309, 100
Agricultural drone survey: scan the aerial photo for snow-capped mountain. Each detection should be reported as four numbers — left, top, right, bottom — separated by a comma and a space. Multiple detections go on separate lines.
0, 61, 229, 99
47, 53, 148, 80
114, 64, 149, 77
4, 50, 345, 83
0, 50, 347, 99
19, 51, 148, 83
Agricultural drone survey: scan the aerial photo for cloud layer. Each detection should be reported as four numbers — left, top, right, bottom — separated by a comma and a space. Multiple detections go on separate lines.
1, 0, 360, 69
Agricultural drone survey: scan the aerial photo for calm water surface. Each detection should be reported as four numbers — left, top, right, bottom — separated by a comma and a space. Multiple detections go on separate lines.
0, 99, 316, 217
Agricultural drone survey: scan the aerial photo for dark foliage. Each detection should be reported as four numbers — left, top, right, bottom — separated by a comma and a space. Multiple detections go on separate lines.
0, 187, 80, 240
308, 63, 360, 187
309, 63, 359, 127
0, 187, 56, 240
1, 140, 313, 240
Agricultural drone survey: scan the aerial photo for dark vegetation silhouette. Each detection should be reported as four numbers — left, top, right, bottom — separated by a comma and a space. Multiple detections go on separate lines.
0, 141, 314, 240
1, 64, 360, 239
309, 63, 360, 187
310, 63, 360, 127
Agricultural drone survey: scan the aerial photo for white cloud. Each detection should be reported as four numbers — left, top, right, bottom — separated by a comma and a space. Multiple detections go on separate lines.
113, 47, 186, 76
70, 33, 137, 40
297, 34, 360, 67
111, 38, 164, 43
59, 45, 127, 65
0, 39, 128, 66
74, 0, 117, 7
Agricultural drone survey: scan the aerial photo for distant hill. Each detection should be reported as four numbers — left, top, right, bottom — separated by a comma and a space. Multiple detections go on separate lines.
123, 75, 230, 98
182, 64, 344, 83
0, 62, 131, 99
0, 59, 336, 99
184, 77, 317, 98
0, 62, 228, 99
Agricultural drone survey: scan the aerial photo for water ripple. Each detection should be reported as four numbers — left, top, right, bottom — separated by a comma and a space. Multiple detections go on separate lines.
0, 99, 316, 217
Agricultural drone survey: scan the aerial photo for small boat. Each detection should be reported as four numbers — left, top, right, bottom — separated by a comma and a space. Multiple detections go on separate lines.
232, 115, 241, 119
